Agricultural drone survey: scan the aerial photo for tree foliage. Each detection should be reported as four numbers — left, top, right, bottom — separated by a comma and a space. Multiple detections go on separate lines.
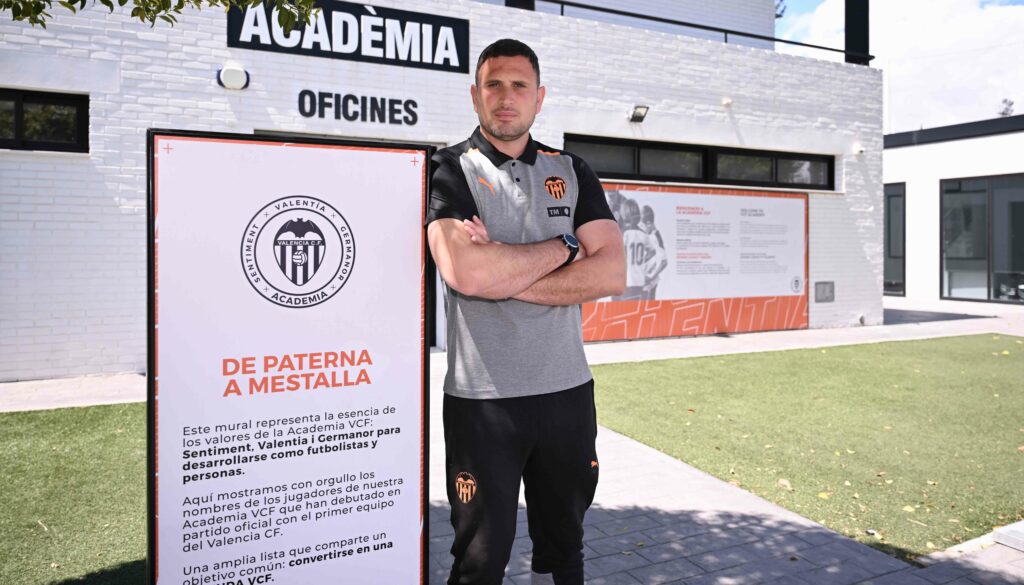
775, 0, 786, 19
0, 0, 316, 31
999, 98, 1015, 117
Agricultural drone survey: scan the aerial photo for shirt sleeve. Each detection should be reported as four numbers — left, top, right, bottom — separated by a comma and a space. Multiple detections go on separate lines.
570, 155, 615, 230
425, 149, 479, 226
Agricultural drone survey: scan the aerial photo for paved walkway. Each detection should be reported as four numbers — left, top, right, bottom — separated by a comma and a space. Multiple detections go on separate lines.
3, 298, 1024, 584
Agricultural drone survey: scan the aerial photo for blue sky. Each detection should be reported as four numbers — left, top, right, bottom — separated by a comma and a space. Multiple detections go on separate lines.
773, 0, 1024, 131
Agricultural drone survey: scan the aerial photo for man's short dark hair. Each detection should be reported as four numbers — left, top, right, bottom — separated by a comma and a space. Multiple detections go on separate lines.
475, 39, 541, 86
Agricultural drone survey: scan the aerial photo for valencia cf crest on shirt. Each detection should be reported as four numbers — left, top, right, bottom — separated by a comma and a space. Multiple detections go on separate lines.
545, 176, 567, 200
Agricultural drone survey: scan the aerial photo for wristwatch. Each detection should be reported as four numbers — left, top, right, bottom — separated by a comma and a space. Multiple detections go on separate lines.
555, 233, 580, 267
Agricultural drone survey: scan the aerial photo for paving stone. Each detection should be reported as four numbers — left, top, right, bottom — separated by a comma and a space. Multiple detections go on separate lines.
429, 550, 452, 569
651, 527, 760, 559
431, 519, 456, 537
963, 568, 1024, 585
589, 532, 661, 556
689, 534, 811, 572
585, 508, 621, 525
853, 570, 935, 585
640, 520, 714, 543
428, 564, 449, 585
800, 542, 869, 567
627, 557, 704, 584
962, 545, 1024, 571
429, 533, 455, 554
852, 547, 911, 574
596, 515, 666, 537
682, 554, 814, 585
507, 571, 535, 585
794, 528, 843, 547
916, 561, 980, 584
429, 505, 450, 524
796, 561, 878, 585
505, 552, 532, 575
585, 551, 655, 578
604, 506, 661, 520
762, 576, 814, 585
690, 542, 778, 573
585, 573, 644, 585
510, 535, 533, 556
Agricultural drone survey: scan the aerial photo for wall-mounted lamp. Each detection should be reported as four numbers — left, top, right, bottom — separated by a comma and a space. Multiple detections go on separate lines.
721, 97, 733, 107
852, 142, 865, 155
217, 65, 250, 90
629, 105, 649, 123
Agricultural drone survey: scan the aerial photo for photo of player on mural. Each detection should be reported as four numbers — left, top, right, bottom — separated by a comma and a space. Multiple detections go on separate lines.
639, 204, 668, 299
608, 192, 664, 301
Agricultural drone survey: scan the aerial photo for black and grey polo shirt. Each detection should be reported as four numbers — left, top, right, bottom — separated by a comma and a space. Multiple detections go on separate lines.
426, 127, 614, 399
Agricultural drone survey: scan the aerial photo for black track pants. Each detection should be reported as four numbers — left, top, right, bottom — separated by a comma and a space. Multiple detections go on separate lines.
444, 380, 599, 585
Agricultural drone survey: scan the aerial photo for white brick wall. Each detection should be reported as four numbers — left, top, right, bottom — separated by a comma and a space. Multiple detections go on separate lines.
0, 0, 881, 381
476, 0, 776, 48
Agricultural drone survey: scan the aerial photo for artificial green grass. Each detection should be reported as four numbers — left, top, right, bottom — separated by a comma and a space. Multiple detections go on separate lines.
0, 402, 146, 585
592, 333, 1024, 560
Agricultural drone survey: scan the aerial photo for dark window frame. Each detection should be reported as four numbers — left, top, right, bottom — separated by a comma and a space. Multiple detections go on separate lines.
0, 88, 89, 153
884, 182, 906, 297
564, 133, 834, 190
939, 172, 1024, 305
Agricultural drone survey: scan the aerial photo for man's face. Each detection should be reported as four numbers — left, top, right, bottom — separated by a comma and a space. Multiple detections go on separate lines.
471, 55, 545, 143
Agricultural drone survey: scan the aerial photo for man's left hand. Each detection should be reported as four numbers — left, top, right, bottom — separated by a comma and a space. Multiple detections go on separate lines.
462, 215, 493, 244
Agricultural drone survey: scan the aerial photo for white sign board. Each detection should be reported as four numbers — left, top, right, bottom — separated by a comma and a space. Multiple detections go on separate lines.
611, 189, 806, 300
148, 131, 428, 585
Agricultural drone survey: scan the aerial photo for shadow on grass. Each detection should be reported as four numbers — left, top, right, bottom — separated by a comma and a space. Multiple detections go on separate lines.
427, 501, 1018, 585
54, 559, 145, 585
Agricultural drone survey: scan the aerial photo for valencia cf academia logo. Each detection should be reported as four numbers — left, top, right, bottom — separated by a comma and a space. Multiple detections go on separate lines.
241, 196, 355, 308
455, 472, 477, 504
545, 176, 567, 200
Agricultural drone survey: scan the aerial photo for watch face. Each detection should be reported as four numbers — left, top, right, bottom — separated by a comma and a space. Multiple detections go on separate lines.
564, 234, 579, 248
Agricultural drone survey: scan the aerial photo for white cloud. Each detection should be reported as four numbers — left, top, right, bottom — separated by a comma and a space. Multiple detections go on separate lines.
777, 0, 1024, 132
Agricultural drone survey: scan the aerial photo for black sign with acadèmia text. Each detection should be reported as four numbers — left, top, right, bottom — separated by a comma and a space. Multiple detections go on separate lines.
227, 1, 470, 74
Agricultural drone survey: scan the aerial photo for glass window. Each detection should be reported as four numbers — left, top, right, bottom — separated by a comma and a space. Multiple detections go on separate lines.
884, 184, 905, 295
942, 181, 988, 300
639, 148, 701, 179
0, 89, 88, 152
564, 140, 634, 174
990, 174, 1024, 303
563, 134, 834, 189
715, 153, 772, 182
777, 158, 829, 185
23, 102, 78, 144
0, 100, 14, 140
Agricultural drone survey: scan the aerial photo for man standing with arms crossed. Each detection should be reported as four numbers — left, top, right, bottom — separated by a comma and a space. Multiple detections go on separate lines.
426, 39, 626, 585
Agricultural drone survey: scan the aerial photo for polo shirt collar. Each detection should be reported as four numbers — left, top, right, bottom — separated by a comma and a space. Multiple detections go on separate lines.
470, 126, 539, 166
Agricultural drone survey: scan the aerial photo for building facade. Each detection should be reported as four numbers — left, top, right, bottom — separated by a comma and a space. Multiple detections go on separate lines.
883, 115, 1024, 304
0, 0, 883, 381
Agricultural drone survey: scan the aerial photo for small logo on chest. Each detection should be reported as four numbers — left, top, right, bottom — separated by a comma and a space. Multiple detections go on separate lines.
544, 176, 567, 200
547, 206, 570, 218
